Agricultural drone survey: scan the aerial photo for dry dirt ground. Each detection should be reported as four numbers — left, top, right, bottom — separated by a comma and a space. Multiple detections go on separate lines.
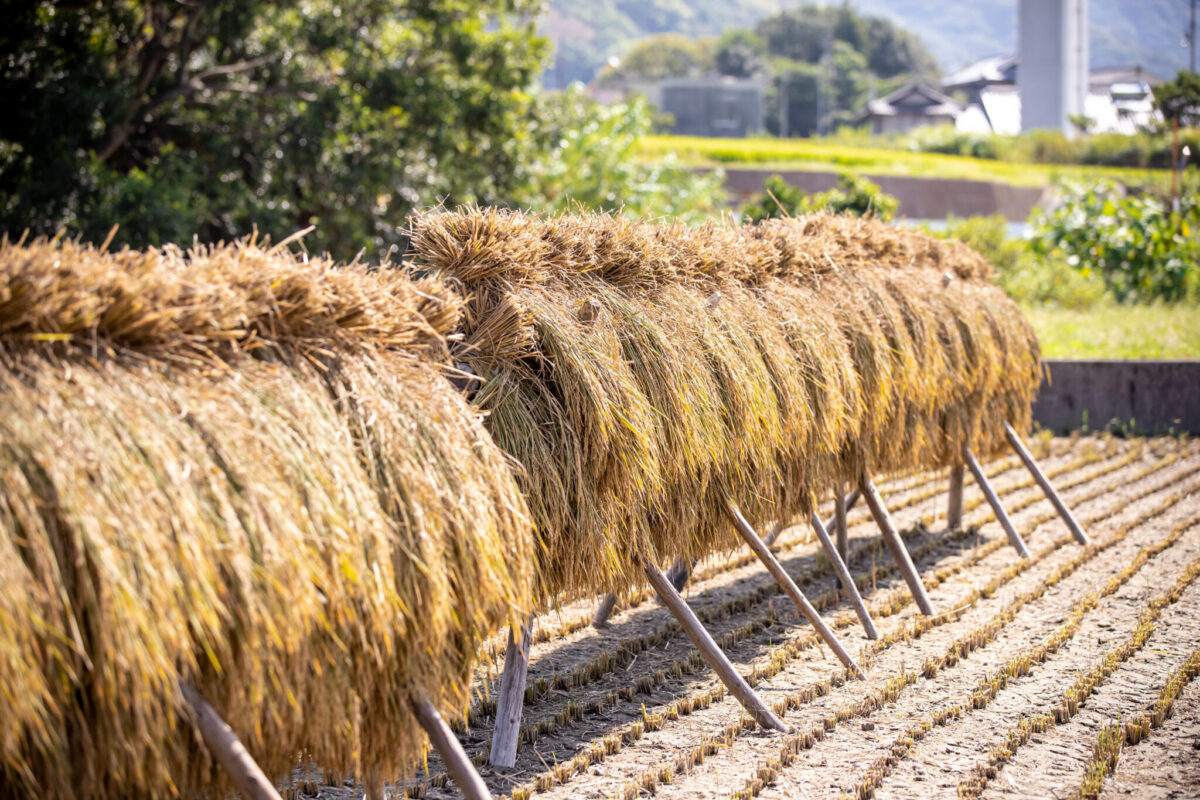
292, 435, 1200, 800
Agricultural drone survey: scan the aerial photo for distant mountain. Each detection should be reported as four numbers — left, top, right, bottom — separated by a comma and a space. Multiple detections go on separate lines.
544, 0, 1192, 87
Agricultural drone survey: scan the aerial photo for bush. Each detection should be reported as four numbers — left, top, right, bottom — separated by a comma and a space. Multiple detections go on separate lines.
1030, 181, 1200, 303
516, 86, 727, 222
742, 171, 897, 222
932, 215, 1107, 309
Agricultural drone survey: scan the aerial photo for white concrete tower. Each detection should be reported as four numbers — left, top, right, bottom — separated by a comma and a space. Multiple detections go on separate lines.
1018, 0, 1089, 136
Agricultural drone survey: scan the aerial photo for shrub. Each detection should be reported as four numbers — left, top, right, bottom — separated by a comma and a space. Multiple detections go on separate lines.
932, 215, 1107, 309
1030, 181, 1200, 303
743, 171, 898, 222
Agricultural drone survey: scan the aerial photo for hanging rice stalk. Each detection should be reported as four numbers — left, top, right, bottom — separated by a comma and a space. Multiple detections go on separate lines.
410, 208, 1039, 601
0, 237, 535, 799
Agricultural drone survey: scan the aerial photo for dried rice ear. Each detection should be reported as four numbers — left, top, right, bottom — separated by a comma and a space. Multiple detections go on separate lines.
0, 236, 535, 799
411, 208, 1039, 602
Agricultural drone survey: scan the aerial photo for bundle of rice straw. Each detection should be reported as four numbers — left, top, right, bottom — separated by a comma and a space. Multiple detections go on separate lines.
410, 209, 1039, 601
0, 236, 534, 798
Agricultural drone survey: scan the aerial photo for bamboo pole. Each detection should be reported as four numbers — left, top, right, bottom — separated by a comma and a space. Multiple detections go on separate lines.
666, 557, 694, 591
809, 512, 878, 639
178, 683, 283, 800
762, 486, 859, 550
831, 484, 857, 588
642, 558, 790, 731
1004, 421, 1089, 545
947, 464, 964, 530
762, 519, 787, 547
829, 486, 861, 538
488, 619, 533, 768
413, 693, 493, 800
963, 445, 1031, 559
592, 592, 618, 629
859, 476, 935, 616
724, 499, 866, 678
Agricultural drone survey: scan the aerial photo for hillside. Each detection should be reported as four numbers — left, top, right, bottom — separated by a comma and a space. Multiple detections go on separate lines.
544, 0, 1191, 87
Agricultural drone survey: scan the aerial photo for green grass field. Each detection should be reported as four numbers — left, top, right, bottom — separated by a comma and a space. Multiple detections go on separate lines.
638, 135, 1172, 189
1023, 304, 1200, 359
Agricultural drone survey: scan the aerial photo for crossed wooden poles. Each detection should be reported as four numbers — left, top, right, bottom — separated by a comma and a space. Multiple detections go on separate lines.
188, 425, 1088, 798
495, 424, 1090, 770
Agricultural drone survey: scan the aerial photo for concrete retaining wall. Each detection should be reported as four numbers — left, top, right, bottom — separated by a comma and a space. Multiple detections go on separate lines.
1033, 360, 1200, 434
721, 168, 1050, 221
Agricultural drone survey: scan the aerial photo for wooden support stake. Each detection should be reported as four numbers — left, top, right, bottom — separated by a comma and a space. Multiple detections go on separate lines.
963, 445, 1032, 559
762, 486, 860, 549
809, 512, 878, 639
947, 464, 965, 530
859, 477, 935, 616
488, 619, 533, 768
592, 593, 618, 629
834, 483, 851, 589
826, 485, 861, 538
1004, 421, 1090, 545
724, 500, 866, 678
413, 693, 493, 800
178, 682, 282, 800
642, 558, 790, 731
666, 557, 694, 592
762, 519, 787, 547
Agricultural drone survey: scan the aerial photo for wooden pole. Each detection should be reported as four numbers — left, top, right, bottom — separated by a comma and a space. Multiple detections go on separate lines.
592, 592, 618, 629
178, 682, 283, 800
489, 619, 533, 768
413, 693, 493, 800
827, 485, 860, 538
724, 500, 866, 678
762, 486, 860, 549
809, 512, 878, 639
666, 557, 694, 592
761, 519, 787, 547
833, 482, 850, 589
963, 445, 1031, 559
859, 476, 935, 616
642, 558, 790, 731
947, 464, 965, 530
1004, 422, 1089, 545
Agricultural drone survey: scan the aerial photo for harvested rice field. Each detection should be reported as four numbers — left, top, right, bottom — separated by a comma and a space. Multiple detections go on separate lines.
299, 434, 1200, 800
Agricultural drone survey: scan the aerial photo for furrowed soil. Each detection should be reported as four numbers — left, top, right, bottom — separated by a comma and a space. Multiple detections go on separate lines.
291, 436, 1200, 800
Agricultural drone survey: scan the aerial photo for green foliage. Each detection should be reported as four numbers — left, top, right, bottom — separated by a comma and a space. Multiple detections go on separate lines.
1024, 304, 1200, 358
516, 87, 726, 222
933, 215, 1107, 309
903, 123, 1200, 170
752, 3, 937, 135
1152, 71, 1200, 128
1031, 182, 1200, 303
714, 30, 769, 79
596, 34, 715, 83
0, 0, 549, 259
754, 3, 938, 78
637, 134, 1173, 190
742, 172, 897, 223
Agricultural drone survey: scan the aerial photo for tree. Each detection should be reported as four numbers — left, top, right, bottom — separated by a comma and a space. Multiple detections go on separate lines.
515, 86, 726, 222
596, 34, 714, 84
1152, 71, 1200, 205
753, 3, 937, 134
753, 3, 937, 77
714, 30, 769, 79
1151, 71, 1200, 128
862, 17, 939, 79
0, 0, 548, 258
